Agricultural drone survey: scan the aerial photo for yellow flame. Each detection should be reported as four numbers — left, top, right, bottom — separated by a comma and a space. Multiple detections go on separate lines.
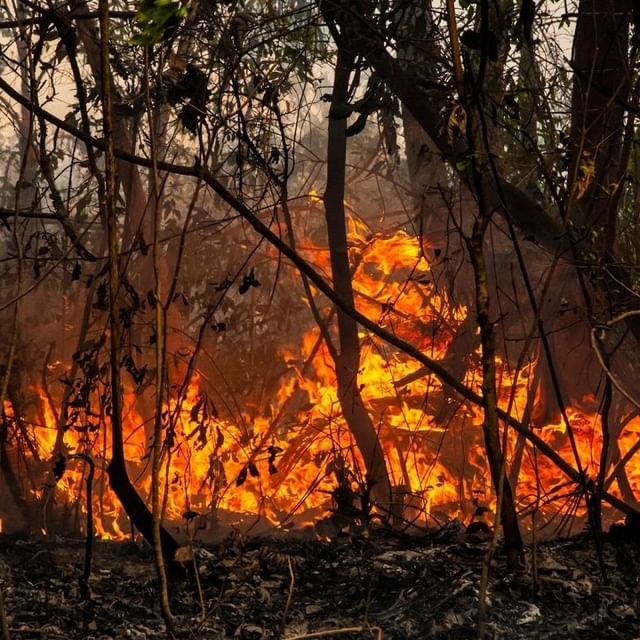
9, 219, 639, 537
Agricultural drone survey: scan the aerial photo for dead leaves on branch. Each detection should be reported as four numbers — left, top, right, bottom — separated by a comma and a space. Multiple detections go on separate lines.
573, 150, 596, 200
447, 104, 467, 145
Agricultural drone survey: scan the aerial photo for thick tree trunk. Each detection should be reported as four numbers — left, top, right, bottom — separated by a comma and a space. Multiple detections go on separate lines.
568, 0, 630, 244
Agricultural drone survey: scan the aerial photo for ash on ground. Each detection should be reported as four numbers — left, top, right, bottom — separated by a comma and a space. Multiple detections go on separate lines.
1, 522, 639, 639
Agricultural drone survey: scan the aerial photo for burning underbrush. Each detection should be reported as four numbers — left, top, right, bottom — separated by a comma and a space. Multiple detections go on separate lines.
1, 216, 639, 541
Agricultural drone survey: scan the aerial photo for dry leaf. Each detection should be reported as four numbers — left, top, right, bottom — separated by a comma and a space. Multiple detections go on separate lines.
574, 151, 595, 199
447, 104, 467, 144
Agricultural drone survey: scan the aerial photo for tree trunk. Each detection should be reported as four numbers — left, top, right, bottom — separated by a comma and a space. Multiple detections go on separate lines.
71, 0, 152, 260
97, 5, 179, 565
568, 0, 630, 245
324, 47, 393, 512
468, 223, 524, 570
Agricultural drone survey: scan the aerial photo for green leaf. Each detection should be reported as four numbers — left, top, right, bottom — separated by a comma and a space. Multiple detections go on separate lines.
132, 0, 188, 46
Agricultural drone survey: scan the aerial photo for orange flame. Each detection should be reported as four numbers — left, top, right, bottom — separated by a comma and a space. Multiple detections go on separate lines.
4, 214, 639, 538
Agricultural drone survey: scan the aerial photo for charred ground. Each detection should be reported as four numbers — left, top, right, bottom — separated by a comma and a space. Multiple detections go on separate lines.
1, 525, 639, 639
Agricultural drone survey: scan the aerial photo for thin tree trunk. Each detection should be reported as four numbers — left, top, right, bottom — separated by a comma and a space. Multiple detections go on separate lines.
145, 48, 175, 633
97, 0, 179, 566
463, 0, 524, 571
324, 47, 393, 512
468, 226, 524, 570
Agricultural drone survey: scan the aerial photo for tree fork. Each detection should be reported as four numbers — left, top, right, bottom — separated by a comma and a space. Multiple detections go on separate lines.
323, 45, 393, 513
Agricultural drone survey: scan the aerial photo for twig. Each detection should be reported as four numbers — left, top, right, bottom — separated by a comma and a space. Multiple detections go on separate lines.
531, 492, 539, 593
0, 581, 9, 640
191, 546, 206, 622
280, 556, 295, 637
285, 626, 382, 640
590, 326, 640, 413
67, 454, 95, 602
185, 523, 205, 622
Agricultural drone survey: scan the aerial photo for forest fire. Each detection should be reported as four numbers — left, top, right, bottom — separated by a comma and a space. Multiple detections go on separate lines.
3, 221, 638, 541
4, 1, 640, 637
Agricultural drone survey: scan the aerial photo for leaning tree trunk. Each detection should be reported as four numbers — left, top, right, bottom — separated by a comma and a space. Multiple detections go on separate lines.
337, 0, 524, 557
323, 47, 393, 512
